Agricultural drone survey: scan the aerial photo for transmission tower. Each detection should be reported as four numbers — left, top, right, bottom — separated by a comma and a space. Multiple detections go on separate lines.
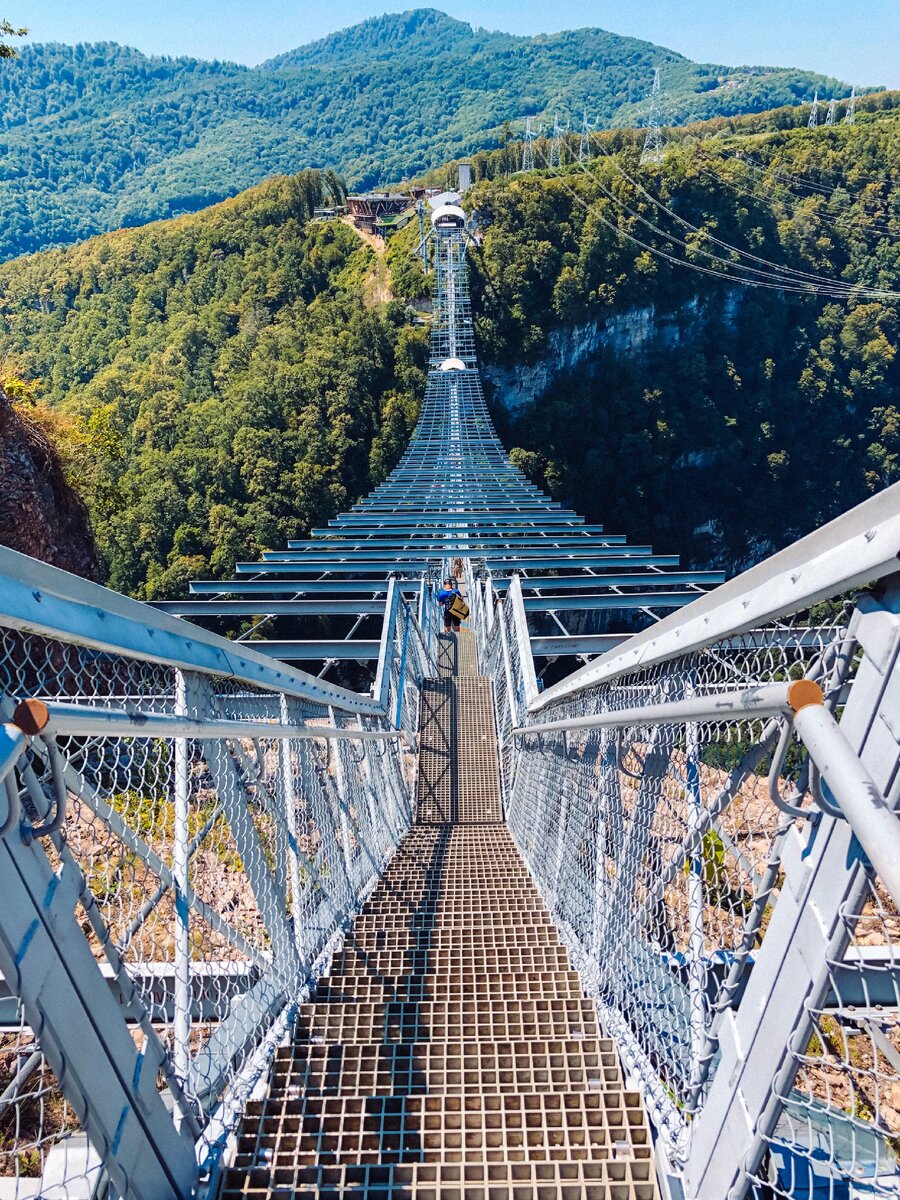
578, 107, 592, 162
845, 86, 857, 125
521, 116, 538, 172
808, 91, 819, 128
640, 68, 665, 166
825, 97, 837, 126
548, 113, 567, 168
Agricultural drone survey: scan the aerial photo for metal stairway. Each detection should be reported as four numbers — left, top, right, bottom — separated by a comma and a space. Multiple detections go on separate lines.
220, 613, 657, 1199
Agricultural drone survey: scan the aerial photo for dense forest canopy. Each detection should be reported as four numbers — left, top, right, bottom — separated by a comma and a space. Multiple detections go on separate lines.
450, 105, 899, 568
0, 8, 859, 260
1, 103, 897, 596
0, 172, 427, 596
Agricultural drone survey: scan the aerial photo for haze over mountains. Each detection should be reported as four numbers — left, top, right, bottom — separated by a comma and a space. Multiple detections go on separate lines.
0, 8, 858, 261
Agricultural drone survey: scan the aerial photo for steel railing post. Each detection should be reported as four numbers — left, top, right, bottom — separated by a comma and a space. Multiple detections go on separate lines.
172, 670, 192, 1111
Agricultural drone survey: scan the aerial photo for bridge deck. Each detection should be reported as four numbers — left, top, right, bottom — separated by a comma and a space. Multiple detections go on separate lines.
220, 621, 658, 1199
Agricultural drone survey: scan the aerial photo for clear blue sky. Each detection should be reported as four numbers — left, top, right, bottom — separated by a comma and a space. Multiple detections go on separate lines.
17, 0, 900, 87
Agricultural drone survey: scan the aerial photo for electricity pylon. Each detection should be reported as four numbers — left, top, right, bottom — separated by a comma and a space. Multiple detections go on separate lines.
640, 68, 665, 166
825, 97, 837, 126
548, 113, 567, 168
578, 107, 592, 162
845, 86, 857, 125
808, 91, 820, 128
521, 116, 538, 172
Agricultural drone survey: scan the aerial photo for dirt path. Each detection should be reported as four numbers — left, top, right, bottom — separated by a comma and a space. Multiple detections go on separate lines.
341, 216, 393, 305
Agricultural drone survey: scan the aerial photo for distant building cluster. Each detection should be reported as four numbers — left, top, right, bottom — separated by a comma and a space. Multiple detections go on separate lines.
320, 163, 472, 239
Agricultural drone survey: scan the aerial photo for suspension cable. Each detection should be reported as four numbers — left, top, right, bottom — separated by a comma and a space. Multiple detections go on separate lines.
530, 144, 900, 300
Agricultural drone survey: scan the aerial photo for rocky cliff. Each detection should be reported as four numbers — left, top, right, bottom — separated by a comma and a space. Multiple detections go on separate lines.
0, 387, 99, 578
483, 294, 742, 413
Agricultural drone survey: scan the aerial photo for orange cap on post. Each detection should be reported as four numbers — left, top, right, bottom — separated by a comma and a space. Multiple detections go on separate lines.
787, 680, 824, 713
12, 699, 50, 736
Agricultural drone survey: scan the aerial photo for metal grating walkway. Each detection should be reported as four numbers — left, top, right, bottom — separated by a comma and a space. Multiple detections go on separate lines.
220, 644, 658, 1198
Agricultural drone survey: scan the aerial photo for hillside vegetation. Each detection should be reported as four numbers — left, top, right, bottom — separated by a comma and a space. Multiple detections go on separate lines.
2, 105, 897, 592
0, 172, 427, 596
453, 105, 899, 567
0, 8, 855, 260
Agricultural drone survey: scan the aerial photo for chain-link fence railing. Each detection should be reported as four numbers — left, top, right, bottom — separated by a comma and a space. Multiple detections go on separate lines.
0, 562, 430, 1196
479, 503, 900, 1200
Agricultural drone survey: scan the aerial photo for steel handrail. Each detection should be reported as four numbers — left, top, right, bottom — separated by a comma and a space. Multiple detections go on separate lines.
529, 484, 900, 712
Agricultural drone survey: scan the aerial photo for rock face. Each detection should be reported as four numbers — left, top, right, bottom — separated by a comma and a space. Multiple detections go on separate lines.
483, 294, 740, 412
0, 387, 100, 579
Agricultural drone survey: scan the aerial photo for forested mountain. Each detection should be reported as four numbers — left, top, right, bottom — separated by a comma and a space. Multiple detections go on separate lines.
0, 172, 427, 596
0, 9, 857, 260
1, 105, 896, 593
451, 103, 899, 569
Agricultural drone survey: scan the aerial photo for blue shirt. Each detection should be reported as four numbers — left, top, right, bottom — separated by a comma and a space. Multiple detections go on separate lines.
438, 587, 460, 607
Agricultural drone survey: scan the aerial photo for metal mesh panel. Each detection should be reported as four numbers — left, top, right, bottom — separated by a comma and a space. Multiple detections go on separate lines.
748, 878, 900, 1197
484, 600, 900, 1194
0, 622, 416, 1189
0, 1013, 82, 1187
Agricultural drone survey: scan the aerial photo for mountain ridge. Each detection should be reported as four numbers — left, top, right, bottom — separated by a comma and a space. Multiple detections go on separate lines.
0, 101, 896, 592
0, 9, 862, 262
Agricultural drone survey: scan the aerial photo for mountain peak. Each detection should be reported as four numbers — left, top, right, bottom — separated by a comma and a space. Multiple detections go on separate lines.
262, 8, 479, 70
0, 12, 860, 261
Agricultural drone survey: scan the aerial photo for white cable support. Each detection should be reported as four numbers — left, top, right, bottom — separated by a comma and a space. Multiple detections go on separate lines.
532, 143, 900, 300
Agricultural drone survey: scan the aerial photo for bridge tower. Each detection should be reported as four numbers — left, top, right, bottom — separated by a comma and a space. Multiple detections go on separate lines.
521, 115, 538, 172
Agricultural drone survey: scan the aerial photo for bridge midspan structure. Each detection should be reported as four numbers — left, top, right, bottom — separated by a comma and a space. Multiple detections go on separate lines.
0, 206, 897, 1200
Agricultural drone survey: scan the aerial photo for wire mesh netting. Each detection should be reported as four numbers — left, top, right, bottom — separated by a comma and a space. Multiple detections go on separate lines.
0, 622, 420, 1189
486, 602, 900, 1196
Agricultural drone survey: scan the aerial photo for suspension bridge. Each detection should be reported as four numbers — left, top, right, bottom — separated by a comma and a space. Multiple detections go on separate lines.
0, 195, 898, 1200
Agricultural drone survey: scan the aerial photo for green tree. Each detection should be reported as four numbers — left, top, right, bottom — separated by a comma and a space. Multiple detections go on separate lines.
0, 18, 27, 58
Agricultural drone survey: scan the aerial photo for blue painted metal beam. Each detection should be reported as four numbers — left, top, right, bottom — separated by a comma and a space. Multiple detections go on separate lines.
522, 592, 700, 612
188, 580, 420, 596
252, 641, 382, 661
496, 572, 726, 591
153, 600, 386, 617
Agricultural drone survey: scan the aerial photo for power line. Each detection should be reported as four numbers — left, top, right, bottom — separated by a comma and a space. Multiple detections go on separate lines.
538, 145, 861, 295
734, 151, 893, 198
690, 152, 897, 242
581, 152, 878, 293
808, 92, 820, 129
587, 146, 894, 294
825, 98, 837, 127
534, 142, 899, 299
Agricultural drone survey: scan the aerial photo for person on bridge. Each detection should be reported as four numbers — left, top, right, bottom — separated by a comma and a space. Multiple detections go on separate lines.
438, 577, 464, 633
